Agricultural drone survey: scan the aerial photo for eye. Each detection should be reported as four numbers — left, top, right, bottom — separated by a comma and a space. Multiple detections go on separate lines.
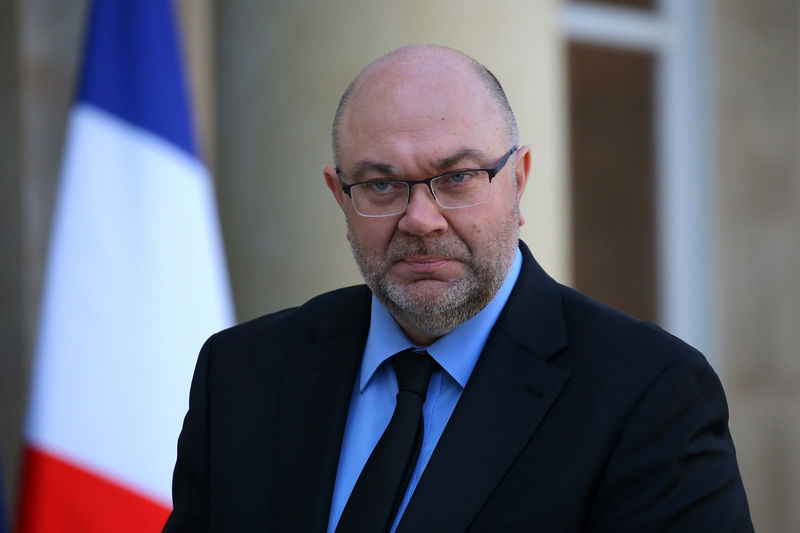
370, 181, 396, 192
441, 171, 478, 186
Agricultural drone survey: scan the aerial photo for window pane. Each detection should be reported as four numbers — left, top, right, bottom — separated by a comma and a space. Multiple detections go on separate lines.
568, 42, 657, 322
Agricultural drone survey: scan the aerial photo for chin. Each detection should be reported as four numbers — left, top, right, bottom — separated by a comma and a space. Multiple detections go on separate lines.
391, 277, 466, 307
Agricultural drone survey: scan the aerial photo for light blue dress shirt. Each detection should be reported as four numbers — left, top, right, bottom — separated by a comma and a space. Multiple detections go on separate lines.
326, 248, 523, 533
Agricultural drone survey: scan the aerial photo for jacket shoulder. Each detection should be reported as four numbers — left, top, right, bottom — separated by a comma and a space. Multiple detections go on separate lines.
555, 283, 708, 374
208, 284, 371, 353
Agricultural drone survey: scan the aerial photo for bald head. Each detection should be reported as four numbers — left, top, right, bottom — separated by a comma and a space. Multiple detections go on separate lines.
331, 45, 519, 167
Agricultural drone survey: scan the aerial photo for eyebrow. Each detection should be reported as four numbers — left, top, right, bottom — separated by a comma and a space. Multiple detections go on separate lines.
348, 161, 398, 182
346, 148, 490, 182
432, 148, 489, 172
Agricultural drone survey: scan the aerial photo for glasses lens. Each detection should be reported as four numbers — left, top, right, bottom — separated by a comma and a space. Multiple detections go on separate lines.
431, 171, 491, 208
351, 181, 409, 216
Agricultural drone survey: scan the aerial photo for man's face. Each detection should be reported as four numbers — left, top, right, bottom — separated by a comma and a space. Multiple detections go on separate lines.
324, 57, 530, 345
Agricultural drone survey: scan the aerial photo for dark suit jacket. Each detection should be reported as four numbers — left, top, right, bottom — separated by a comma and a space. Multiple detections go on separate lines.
163, 242, 753, 532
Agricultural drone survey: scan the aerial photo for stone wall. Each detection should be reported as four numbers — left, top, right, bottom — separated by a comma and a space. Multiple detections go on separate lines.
715, 1, 800, 531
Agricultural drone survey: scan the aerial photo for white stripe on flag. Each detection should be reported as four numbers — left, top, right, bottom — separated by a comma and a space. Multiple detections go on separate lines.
27, 103, 234, 506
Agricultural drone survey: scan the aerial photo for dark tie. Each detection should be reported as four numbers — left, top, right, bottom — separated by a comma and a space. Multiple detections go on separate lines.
335, 349, 434, 533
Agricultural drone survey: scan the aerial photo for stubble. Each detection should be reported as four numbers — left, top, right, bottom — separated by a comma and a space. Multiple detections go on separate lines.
348, 206, 519, 340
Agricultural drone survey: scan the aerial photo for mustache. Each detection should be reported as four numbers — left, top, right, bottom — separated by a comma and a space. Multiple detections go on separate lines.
385, 236, 470, 262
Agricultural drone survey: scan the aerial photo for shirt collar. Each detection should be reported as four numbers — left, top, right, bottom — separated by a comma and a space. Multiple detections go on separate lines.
360, 247, 523, 391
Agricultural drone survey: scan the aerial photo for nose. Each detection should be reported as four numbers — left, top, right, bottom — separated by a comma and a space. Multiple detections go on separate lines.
397, 183, 448, 236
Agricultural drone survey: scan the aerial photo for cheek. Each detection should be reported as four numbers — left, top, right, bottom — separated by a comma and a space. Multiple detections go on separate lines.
463, 221, 483, 241
347, 216, 397, 249
448, 199, 513, 247
444, 213, 485, 250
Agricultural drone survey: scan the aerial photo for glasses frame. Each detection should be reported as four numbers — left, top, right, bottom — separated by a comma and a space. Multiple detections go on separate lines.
336, 146, 518, 217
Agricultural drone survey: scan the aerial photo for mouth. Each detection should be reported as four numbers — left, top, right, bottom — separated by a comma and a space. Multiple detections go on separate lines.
398, 256, 450, 273
384, 238, 469, 281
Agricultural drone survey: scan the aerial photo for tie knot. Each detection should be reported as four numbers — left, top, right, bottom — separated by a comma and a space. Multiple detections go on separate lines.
392, 349, 433, 399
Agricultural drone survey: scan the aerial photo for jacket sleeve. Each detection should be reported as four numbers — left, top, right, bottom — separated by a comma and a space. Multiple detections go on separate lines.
589, 353, 754, 532
162, 335, 214, 532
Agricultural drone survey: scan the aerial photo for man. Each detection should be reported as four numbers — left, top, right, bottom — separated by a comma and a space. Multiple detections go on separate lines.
164, 45, 753, 532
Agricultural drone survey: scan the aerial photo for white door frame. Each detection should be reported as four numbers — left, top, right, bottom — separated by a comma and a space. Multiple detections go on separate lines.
561, 0, 717, 366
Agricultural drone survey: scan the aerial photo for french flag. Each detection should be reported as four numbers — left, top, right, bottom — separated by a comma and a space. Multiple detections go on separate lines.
17, 1, 234, 531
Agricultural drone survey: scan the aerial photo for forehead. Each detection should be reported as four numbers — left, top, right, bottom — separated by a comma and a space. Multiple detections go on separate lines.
338, 57, 505, 169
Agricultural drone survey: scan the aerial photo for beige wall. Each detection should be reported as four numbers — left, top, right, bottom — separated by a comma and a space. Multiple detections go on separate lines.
715, 1, 800, 531
215, 0, 569, 323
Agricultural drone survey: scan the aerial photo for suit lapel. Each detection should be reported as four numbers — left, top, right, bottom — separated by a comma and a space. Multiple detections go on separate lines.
269, 288, 371, 532
398, 242, 571, 533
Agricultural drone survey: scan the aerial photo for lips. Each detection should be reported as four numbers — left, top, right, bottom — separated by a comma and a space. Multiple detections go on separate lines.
399, 257, 450, 273
385, 238, 469, 281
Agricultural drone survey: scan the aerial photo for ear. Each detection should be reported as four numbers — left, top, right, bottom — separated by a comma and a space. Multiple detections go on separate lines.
512, 145, 531, 226
513, 145, 531, 203
324, 165, 348, 212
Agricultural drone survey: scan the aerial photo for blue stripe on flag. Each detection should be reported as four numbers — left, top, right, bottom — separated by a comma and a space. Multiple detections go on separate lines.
78, 0, 197, 156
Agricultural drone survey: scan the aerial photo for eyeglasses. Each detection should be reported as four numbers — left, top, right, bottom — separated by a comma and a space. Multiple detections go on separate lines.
336, 146, 517, 217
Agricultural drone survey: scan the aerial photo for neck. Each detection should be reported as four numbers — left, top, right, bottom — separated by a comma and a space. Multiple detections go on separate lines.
394, 317, 439, 347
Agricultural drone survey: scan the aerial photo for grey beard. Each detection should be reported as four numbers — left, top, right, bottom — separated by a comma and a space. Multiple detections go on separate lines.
373, 255, 509, 338
348, 210, 519, 339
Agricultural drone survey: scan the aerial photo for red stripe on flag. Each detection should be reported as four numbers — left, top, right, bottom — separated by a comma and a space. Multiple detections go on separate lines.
16, 446, 170, 533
